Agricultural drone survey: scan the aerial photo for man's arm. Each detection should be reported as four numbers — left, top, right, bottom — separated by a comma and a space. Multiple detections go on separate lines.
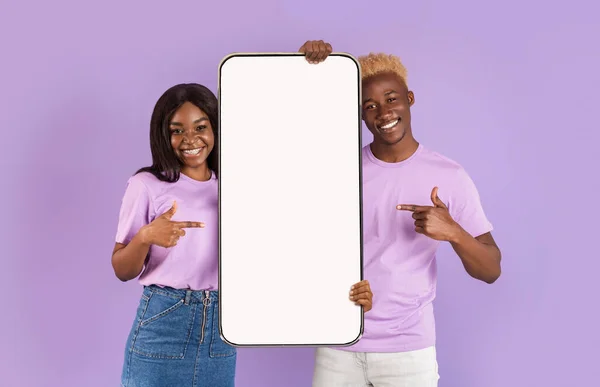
449, 230, 501, 284
399, 185, 502, 284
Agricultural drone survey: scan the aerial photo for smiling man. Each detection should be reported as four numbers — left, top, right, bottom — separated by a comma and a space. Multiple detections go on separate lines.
299, 41, 502, 387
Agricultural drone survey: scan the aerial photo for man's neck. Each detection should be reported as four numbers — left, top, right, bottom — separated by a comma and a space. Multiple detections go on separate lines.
370, 137, 420, 163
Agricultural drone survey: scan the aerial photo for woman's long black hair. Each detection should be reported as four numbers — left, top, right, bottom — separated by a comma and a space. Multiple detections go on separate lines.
136, 83, 219, 182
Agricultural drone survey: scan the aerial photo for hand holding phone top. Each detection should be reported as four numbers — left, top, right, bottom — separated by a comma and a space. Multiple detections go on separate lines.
141, 201, 205, 248
298, 40, 332, 63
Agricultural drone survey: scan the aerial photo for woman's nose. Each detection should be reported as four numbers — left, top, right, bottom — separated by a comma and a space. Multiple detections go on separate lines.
182, 131, 198, 143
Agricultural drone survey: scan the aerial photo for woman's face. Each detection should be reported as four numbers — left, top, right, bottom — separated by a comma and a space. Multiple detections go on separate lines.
169, 101, 215, 172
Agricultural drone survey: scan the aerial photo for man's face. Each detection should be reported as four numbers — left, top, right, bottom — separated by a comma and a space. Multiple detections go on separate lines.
362, 72, 414, 146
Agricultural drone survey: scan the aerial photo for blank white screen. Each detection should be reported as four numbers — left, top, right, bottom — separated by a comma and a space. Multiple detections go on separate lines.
218, 54, 363, 346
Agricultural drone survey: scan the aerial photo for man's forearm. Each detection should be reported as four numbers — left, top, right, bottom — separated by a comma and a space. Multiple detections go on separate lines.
449, 227, 501, 284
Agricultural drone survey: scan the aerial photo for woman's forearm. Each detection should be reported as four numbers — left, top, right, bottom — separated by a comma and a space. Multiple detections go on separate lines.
111, 227, 152, 282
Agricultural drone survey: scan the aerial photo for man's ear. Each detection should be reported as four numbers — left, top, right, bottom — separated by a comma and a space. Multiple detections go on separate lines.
407, 91, 415, 106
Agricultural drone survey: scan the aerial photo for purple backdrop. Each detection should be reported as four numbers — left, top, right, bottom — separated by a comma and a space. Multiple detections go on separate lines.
2, 0, 598, 386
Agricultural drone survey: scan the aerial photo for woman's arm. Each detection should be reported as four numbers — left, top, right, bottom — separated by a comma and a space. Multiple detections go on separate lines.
111, 201, 204, 282
111, 227, 151, 282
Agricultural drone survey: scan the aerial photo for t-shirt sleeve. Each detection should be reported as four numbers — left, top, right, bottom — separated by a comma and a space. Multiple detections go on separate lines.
449, 167, 493, 238
115, 175, 153, 244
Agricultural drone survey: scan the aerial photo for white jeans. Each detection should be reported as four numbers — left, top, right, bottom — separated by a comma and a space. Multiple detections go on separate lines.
312, 346, 439, 387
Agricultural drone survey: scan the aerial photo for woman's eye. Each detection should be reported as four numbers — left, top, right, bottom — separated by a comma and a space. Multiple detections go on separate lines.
196, 125, 206, 131
171, 129, 183, 134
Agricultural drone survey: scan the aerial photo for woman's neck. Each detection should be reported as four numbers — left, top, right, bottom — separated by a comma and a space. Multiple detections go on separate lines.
181, 165, 211, 181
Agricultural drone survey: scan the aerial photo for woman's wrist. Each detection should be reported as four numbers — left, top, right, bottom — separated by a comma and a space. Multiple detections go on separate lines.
136, 225, 153, 247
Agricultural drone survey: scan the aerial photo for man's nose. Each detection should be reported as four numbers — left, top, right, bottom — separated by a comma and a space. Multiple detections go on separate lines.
376, 106, 392, 119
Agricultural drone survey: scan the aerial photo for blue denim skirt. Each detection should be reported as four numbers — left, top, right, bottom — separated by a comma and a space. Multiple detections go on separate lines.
120, 285, 237, 387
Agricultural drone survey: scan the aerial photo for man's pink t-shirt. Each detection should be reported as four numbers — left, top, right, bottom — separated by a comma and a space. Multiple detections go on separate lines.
344, 144, 493, 352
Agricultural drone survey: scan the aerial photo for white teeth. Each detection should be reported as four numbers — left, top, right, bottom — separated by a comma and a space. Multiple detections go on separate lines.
183, 148, 201, 155
379, 119, 399, 130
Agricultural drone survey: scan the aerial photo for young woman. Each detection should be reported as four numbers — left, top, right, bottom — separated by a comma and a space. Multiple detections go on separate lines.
112, 82, 373, 387
113, 83, 232, 387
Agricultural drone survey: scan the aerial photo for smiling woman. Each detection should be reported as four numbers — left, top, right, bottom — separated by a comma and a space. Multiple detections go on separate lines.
110, 83, 236, 387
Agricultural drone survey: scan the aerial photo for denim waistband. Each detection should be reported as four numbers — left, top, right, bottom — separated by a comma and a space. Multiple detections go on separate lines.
143, 285, 218, 305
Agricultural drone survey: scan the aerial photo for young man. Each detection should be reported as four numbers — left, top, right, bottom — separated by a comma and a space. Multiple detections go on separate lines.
299, 41, 502, 386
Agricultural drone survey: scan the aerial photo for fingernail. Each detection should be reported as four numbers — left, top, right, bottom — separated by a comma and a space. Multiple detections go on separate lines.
396, 205, 402, 210
349, 291, 354, 295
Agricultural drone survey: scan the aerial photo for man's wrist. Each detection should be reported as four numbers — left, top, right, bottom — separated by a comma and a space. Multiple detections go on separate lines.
447, 223, 468, 244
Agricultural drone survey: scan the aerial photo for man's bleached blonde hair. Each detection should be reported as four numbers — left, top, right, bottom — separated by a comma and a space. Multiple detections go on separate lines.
358, 53, 408, 86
